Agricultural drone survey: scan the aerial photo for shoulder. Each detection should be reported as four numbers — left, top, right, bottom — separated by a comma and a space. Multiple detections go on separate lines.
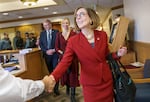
52, 29, 59, 33
40, 31, 46, 37
56, 32, 62, 37
40, 31, 46, 35
94, 30, 107, 35
94, 30, 107, 37
68, 33, 80, 43
70, 30, 77, 36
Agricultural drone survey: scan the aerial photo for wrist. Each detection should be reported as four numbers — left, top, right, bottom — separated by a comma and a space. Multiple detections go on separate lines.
50, 75, 56, 83
53, 49, 55, 52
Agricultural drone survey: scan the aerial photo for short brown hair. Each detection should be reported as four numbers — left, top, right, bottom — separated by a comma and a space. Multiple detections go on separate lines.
74, 7, 100, 30
43, 19, 51, 24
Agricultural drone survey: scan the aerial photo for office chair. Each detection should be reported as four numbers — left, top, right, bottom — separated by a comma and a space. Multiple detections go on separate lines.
133, 59, 150, 102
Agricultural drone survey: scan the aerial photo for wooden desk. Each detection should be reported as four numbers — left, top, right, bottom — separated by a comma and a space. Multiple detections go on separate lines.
126, 67, 144, 79
0, 48, 49, 80
1, 49, 49, 102
17, 48, 49, 80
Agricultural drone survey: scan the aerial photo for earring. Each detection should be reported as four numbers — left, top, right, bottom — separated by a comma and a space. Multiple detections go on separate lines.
90, 21, 93, 25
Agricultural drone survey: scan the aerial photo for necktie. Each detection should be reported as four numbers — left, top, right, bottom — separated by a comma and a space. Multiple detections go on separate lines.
47, 30, 52, 49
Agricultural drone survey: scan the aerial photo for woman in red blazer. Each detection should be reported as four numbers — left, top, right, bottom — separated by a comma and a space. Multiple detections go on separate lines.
55, 18, 80, 102
48, 7, 127, 102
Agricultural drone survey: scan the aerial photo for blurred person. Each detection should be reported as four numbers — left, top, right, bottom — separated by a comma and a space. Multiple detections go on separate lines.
0, 64, 53, 102
29, 33, 37, 48
47, 7, 127, 102
24, 32, 32, 49
0, 33, 12, 50
13, 31, 24, 50
55, 18, 80, 102
36, 36, 40, 49
39, 19, 60, 95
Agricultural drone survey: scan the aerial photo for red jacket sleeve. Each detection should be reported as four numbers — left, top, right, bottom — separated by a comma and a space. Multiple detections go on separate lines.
51, 39, 75, 81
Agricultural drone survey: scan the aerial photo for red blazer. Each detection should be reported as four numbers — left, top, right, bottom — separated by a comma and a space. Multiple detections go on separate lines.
55, 31, 80, 87
52, 30, 118, 85
55, 30, 76, 60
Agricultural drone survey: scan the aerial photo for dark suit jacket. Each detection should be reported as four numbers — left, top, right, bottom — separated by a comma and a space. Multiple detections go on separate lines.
39, 29, 59, 56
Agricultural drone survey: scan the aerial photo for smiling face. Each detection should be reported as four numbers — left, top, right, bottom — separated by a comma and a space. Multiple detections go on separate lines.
74, 7, 100, 31
61, 18, 70, 31
75, 8, 92, 30
43, 20, 52, 30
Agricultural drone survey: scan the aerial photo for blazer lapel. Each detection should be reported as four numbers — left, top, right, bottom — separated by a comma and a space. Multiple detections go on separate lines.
44, 31, 48, 48
78, 32, 102, 62
94, 30, 108, 61
51, 30, 54, 43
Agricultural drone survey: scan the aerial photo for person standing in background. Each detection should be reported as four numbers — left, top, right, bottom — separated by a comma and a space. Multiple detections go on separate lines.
55, 18, 80, 102
24, 32, 31, 49
0, 33, 12, 50
29, 33, 37, 48
46, 7, 127, 102
13, 31, 24, 50
39, 19, 60, 95
35, 36, 41, 49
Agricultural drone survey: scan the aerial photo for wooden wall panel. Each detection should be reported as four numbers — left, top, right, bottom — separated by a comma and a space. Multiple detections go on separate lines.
133, 41, 150, 63
1, 22, 61, 46
15, 24, 42, 40
120, 51, 136, 65
52, 23, 61, 32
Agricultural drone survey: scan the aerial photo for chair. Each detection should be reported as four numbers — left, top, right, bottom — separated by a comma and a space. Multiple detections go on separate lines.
132, 59, 150, 83
143, 59, 150, 78
128, 59, 150, 102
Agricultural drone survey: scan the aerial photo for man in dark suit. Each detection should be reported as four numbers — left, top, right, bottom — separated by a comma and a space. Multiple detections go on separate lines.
39, 19, 59, 95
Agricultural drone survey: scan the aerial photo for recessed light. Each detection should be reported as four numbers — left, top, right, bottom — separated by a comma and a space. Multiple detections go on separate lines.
44, 7, 49, 10
18, 16, 23, 18
2, 13, 9, 16
52, 11, 57, 14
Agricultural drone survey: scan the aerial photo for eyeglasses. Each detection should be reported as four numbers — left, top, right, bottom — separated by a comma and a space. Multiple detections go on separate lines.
75, 12, 87, 18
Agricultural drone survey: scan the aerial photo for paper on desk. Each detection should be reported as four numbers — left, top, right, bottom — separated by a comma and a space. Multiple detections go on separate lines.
19, 48, 32, 54
130, 62, 144, 67
4, 66, 19, 72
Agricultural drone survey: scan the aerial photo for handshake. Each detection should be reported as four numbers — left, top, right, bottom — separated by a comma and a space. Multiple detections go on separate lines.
42, 75, 56, 92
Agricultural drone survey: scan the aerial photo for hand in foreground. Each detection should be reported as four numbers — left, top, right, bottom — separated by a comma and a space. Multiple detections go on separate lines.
117, 46, 127, 57
42, 75, 56, 92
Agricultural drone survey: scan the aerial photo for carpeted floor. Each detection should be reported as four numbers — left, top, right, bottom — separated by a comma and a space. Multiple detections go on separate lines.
32, 86, 84, 102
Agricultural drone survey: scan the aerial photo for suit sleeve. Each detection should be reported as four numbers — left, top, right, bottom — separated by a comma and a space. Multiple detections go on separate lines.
51, 39, 75, 81
0, 68, 44, 102
55, 33, 60, 53
39, 32, 47, 54
13, 37, 17, 49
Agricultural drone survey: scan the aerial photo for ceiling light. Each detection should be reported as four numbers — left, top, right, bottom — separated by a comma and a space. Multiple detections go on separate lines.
18, 16, 23, 19
44, 7, 49, 10
20, 0, 38, 6
2, 13, 9, 16
52, 12, 58, 14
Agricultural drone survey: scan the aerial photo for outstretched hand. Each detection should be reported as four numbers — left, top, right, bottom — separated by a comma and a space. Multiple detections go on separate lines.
42, 75, 56, 92
117, 46, 127, 57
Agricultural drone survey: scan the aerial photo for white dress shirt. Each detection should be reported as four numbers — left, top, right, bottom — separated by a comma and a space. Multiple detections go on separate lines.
0, 67, 44, 102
